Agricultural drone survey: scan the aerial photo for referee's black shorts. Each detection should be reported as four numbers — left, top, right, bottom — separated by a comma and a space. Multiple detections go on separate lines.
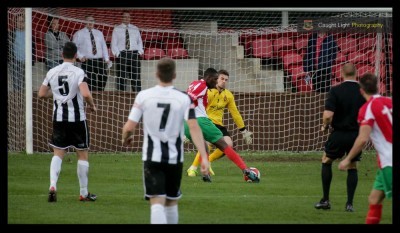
214, 124, 230, 137
324, 130, 361, 161
50, 120, 90, 150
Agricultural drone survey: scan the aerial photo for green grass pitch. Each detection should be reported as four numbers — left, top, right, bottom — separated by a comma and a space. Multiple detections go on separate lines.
8, 151, 392, 224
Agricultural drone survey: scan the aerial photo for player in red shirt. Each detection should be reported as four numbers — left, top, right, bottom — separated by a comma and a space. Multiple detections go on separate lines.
184, 68, 259, 183
338, 73, 392, 224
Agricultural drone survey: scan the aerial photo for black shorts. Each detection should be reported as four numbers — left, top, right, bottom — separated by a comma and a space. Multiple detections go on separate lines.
50, 121, 90, 150
143, 161, 183, 201
324, 130, 361, 161
214, 124, 230, 137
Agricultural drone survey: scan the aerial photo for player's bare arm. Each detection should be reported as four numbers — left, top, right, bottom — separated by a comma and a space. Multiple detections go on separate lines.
38, 85, 53, 99
338, 125, 372, 171
122, 119, 137, 146
79, 82, 96, 112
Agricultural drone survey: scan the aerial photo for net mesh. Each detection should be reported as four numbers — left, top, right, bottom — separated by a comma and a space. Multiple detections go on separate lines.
8, 8, 392, 152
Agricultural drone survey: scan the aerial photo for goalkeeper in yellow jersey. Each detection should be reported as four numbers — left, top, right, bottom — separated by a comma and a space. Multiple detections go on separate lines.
186, 69, 253, 176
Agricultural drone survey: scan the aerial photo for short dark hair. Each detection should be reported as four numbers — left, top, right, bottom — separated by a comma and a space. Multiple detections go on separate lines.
359, 73, 378, 95
62, 42, 77, 59
157, 57, 176, 83
204, 68, 218, 79
218, 69, 229, 76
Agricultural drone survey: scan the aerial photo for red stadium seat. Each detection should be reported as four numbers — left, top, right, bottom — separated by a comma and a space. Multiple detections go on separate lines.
347, 51, 369, 64
35, 43, 46, 62
163, 37, 184, 51
273, 37, 294, 58
295, 37, 309, 51
166, 48, 189, 59
143, 40, 163, 49
273, 37, 294, 50
331, 78, 342, 87
335, 52, 347, 65
240, 32, 259, 57
337, 37, 357, 55
143, 48, 166, 60
293, 78, 313, 92
295, 36, 309, 57
251, 38, 273, 59
141, 31, 163, 41
358, 37, 376, 51
368, 51, 385, 64
331, 64, 342, 80
289, 65, 307, 80
356, 64, 375, 77
34, 31, 46, 44
283, 53, 302, 70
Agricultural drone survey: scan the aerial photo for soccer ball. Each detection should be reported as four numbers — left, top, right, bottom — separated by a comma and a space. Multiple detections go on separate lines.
244, 167, 261, 183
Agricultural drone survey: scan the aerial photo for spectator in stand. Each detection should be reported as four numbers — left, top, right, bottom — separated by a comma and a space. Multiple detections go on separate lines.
73, 15, 112, 91
111, 11, 144, 92
9, 13, 36, 91
45, 17, 71, 70
303, 31, 337, 93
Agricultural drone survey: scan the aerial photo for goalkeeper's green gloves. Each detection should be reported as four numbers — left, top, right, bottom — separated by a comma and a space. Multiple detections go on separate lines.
241, 129, 253, 145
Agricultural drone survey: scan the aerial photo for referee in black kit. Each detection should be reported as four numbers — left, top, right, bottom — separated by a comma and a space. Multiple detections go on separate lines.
111, 11, 144, 92
314, 63, 366, 212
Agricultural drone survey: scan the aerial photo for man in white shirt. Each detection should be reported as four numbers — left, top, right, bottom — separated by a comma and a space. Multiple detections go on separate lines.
111, 12, 144, 92
73, 16, 112, 91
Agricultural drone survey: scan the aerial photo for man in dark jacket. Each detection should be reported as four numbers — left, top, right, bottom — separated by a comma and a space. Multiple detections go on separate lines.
303, 32, 337, 93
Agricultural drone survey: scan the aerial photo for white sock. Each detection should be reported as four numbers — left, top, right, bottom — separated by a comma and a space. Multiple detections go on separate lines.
189, 165, 198, 170
165, 205, 178, 224
151, 204, 167, 224
49, 155, 62, 190
77, 160, 89, 197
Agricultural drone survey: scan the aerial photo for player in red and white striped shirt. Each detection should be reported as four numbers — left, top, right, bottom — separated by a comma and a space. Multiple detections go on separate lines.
338, 73, 392, 224
184, 68, 259, 182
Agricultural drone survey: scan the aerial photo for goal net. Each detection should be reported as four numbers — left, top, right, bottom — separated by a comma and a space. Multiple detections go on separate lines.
7, 8, 392, 153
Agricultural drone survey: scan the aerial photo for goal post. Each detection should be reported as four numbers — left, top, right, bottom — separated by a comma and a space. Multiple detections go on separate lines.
25, 8, 33, 154
8, 7, 392, 154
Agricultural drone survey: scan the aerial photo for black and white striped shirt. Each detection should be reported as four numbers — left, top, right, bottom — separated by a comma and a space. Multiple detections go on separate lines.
128, 85, 195, 164
42, 62, 87, 122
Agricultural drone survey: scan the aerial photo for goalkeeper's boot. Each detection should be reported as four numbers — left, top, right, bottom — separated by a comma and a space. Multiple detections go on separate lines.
80, 192, 97, 201
314, 199, 331, 210
186, 168, 198, 177
209, 166, 215, 176
48, 186, 57, 202
202, 174, 212, 182
243, 168, 260, 183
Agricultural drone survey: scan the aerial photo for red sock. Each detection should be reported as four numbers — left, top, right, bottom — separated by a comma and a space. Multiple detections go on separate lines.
366, 204, 382, 224
223, 146, 247, 170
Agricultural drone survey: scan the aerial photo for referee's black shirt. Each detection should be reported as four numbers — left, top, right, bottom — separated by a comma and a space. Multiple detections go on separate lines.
324, 80, 366, 132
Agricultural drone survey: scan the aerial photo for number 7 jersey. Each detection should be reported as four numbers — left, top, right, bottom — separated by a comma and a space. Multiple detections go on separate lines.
42, 62, 87, 122
128, 85, 193, 164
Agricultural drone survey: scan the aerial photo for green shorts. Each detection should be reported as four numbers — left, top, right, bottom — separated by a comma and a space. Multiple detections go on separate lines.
373, 166, 392, 199
184, 117, 223, 144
